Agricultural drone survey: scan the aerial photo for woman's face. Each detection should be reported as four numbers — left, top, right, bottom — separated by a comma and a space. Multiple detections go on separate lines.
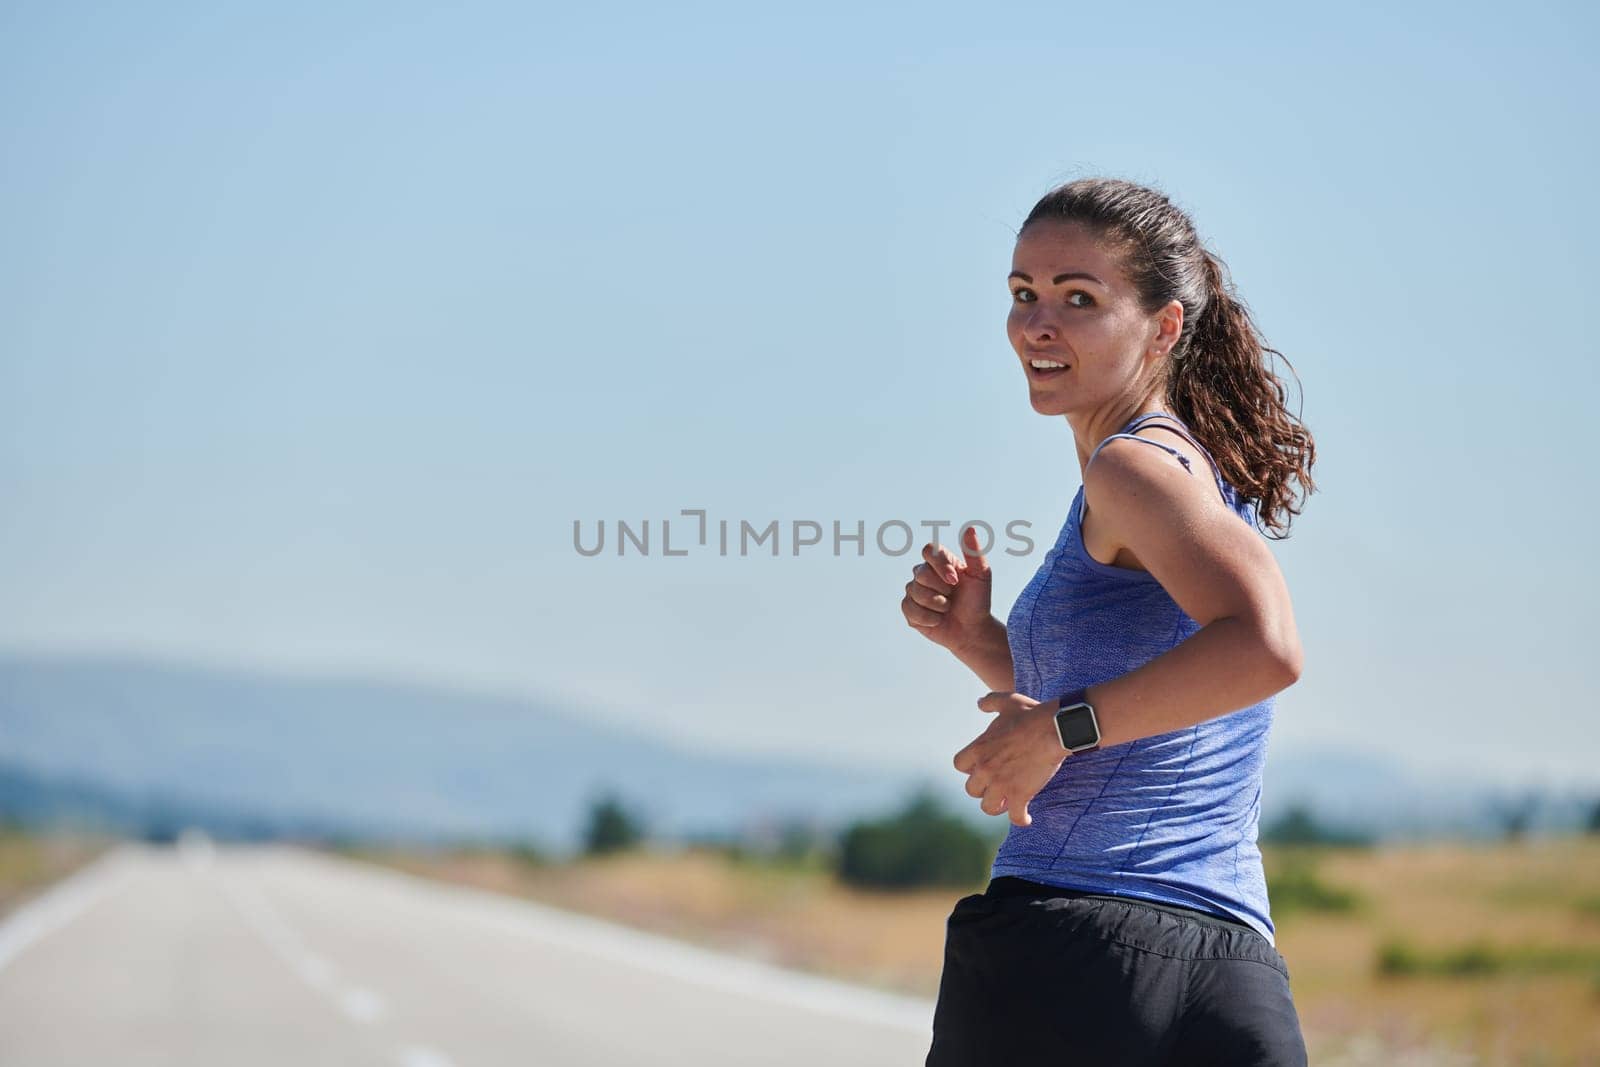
1006, 220, 1173, 418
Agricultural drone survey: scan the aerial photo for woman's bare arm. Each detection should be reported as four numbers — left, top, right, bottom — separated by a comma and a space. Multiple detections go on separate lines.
952, 441, 1303, 826
1077, 438, 1303, 747
951, 615, 1015, 693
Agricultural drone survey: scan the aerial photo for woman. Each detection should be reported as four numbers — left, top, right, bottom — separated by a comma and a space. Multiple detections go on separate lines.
901, 177, 1316, 1066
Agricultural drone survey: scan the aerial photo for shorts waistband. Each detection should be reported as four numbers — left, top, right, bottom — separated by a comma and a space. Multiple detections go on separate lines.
984, 875, 1257, 934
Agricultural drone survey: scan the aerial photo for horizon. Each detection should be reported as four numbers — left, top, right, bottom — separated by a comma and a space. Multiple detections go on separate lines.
4, 646, 1595, 807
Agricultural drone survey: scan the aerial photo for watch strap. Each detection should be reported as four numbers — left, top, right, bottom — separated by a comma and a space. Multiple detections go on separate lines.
1053, 686, 1101, 752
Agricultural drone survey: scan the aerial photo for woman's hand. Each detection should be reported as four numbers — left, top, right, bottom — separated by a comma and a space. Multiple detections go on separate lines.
952, 692, 1067, 827
901, 525, 995, 654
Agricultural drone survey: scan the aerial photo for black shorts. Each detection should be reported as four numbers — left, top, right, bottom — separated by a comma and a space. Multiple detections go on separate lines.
925, 876, 1308, 1066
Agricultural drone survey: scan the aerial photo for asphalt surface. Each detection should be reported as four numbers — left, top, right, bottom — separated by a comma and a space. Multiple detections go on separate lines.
0, 836, 938, 1066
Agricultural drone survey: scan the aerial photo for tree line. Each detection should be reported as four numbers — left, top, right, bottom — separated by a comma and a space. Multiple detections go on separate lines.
571, 786, 1600, 889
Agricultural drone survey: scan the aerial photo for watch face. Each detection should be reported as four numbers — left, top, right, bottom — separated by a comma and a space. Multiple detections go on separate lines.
1057, 703, 1100, 750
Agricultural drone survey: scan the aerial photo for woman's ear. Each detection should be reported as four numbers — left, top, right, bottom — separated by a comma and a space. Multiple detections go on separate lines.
1154, 299, 1184, 355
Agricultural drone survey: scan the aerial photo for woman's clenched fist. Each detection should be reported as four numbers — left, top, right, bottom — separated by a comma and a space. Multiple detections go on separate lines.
901, 524, 994, 654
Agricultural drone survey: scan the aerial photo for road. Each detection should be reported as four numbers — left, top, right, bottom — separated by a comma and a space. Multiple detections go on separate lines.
0, 836, 937, 1066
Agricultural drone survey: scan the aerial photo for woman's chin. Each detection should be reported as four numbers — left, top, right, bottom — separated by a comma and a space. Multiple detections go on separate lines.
1028, 389, 1069, 416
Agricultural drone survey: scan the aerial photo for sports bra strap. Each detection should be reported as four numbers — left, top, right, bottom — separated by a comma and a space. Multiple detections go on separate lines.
1081, 412, 1231, 519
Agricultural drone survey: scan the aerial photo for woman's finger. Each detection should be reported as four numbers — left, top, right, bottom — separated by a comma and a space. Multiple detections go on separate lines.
902, 597, 944, 629
911, 561, 954, 595
960, 524, 993, 581
921, 542, 961, 584
905, 580, 951, 613
981, 786, 1008, 816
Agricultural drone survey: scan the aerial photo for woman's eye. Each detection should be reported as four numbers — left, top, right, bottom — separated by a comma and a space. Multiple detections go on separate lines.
1010, 288, 1091, 307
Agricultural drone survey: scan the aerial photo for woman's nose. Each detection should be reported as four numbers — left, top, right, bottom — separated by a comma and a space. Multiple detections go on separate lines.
1024, 308, 1057, 344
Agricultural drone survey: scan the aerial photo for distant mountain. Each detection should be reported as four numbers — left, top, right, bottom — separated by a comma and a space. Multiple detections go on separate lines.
0, 758, 339, 843
1, 653, 1592, 851
1262, 746, 1598, 842
0, 653, 941, 854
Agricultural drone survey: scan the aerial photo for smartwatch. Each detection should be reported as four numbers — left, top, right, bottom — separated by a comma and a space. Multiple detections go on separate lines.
1053, 686, 1101, 753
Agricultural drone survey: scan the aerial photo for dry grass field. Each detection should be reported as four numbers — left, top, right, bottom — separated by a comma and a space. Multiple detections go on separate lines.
0, 827, 116, 919
3, 829, 1593, 1063
335, 836, 1600, 1066
1271, 837, 1600, 1065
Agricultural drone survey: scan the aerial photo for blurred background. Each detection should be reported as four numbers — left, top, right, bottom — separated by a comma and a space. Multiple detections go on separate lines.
2, 1, 1597, 1064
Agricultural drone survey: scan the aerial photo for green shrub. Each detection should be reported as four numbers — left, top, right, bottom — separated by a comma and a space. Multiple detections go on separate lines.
1378, 937, 1502, 977
1377, 937, 1423, 976
836, 787, 994, 890
582, 791, 646, 856
1260, 803, 1374, 848
1377, 937, 1600, 978
1265, 853, 1362, 917
509, 840, 550, 867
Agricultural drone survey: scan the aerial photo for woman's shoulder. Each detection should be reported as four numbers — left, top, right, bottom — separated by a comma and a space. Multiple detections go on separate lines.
1079, 430, 1237, 571
1086, 424, 1216, 492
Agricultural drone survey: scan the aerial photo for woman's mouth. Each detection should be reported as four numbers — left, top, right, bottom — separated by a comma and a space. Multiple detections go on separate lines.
1028, 358, 1070, 380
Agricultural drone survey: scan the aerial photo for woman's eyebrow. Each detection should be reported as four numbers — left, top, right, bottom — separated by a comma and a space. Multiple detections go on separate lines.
1007, 270, 1106, 286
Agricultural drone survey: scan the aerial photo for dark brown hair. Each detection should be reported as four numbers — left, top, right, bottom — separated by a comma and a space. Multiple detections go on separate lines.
1021, 176, 1316, 538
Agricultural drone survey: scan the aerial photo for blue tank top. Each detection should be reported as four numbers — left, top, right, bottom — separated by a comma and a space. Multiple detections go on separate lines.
992, 410, 1280, 945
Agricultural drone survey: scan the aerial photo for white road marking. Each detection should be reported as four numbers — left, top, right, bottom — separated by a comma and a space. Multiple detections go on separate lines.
208, 849, 464, 1065
295, 846, 938, 1034
215, 867, 318, 970
0, 842, 136, 974
297, 954, 338, 991
338, 985, 387, 1024
395, 1045, 457, 1067
8, 840, 466, 1066
214, 861, 392, 1024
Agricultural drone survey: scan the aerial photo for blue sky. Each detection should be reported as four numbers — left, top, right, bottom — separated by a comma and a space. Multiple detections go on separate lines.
2, 1, 1596, 788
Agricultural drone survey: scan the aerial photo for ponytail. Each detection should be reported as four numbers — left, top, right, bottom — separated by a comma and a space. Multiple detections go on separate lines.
1168, 250, 1316, 538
